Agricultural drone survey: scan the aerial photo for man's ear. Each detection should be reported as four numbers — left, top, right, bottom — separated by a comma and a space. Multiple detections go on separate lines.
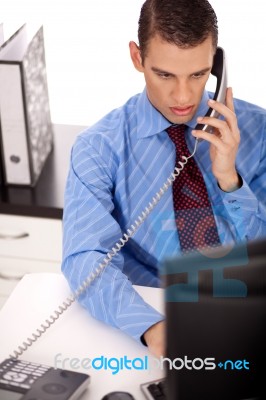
129, 41, 144, 72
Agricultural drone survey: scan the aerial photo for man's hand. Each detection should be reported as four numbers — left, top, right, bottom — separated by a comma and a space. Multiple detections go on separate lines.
192, 87, 241, 192
143, 321, 165, 358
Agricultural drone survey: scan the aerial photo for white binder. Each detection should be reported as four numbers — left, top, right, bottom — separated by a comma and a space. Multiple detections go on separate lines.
0, 24, 53, 186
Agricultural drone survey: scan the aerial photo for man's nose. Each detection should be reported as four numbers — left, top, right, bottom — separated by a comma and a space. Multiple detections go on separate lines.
171, 80, 192, 105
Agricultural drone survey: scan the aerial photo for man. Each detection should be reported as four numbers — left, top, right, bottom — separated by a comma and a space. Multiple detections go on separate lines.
62, 0, 266, 358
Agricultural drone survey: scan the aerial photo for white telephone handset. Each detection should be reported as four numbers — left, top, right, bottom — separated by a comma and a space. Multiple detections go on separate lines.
195, 46, 228, 134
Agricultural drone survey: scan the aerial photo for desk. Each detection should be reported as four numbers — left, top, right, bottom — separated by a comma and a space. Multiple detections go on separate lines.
0, 273, 165, 400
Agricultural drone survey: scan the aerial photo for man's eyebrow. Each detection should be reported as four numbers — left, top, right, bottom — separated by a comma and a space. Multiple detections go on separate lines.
191, 67, 212, 75
151, 67, 175, 76
151, 66, 212, 76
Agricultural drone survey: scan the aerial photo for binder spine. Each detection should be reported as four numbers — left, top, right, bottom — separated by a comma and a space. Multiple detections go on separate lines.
0, 62, 31, 185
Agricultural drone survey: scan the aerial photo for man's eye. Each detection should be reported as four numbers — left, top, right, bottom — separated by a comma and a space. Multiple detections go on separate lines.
157, 73, 171, 79
192, 72, 205, 79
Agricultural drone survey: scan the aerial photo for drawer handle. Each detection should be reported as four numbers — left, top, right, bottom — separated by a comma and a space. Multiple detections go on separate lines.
0, 232, 29, 240
0, 271, 25, 281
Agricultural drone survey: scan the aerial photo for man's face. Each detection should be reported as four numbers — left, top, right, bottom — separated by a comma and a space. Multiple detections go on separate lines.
130, 35, 215, 124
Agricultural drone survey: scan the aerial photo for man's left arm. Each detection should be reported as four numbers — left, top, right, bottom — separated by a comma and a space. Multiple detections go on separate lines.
192, 87, 266, 241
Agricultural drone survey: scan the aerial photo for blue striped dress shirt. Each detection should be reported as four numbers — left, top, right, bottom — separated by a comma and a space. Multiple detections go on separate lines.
62, 88, 266, 342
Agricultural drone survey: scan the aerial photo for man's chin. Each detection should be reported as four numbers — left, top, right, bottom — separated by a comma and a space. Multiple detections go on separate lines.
168, 114, 194, 125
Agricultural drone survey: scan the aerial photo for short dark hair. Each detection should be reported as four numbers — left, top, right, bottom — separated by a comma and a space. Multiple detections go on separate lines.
138, 0, 218, 60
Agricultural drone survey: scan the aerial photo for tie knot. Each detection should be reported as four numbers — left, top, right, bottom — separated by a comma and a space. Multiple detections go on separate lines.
166, 124, 187, 150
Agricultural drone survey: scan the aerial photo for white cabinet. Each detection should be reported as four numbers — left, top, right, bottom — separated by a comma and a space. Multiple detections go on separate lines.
0, 214, 62, 308
0, 124, 82, 309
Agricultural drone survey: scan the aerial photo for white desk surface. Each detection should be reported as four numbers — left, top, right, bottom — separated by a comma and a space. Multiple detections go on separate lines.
0, 273, 165, 400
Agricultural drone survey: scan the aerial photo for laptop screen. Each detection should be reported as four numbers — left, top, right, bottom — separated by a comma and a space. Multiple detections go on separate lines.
162, 238, 266, 400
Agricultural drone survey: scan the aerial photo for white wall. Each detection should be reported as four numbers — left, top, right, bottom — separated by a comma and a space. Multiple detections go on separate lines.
1, 0, 265, 125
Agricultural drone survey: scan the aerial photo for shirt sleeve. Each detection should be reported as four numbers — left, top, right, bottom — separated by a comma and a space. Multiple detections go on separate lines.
62, 135, 164, 343
219, 135, 266, 241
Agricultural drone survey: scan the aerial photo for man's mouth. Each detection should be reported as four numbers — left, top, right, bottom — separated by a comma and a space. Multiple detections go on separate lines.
170, 106, 194, 116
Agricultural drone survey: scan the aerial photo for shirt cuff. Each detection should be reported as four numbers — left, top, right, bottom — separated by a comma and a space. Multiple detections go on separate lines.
219, 176, 258, 216
122, 304, 165, 345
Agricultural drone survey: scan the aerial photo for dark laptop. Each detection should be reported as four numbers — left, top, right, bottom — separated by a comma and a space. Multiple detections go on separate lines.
141, 238, 266, 400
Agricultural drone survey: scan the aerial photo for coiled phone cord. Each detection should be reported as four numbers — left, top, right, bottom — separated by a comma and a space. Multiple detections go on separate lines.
9, 139, 199, 359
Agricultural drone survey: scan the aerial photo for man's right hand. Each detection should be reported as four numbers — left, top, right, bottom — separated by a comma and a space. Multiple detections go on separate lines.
143, 320, 165, 358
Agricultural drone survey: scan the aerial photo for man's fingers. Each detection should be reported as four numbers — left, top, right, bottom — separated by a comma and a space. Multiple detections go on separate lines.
226, 87, 235, 113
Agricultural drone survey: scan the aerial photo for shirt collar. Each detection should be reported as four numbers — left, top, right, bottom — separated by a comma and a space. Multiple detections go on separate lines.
136, 88, 210, 139
136, 88, 169, 139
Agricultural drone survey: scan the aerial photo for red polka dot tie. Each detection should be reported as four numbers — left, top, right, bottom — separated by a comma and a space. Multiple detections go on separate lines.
167, 124, 220, 252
